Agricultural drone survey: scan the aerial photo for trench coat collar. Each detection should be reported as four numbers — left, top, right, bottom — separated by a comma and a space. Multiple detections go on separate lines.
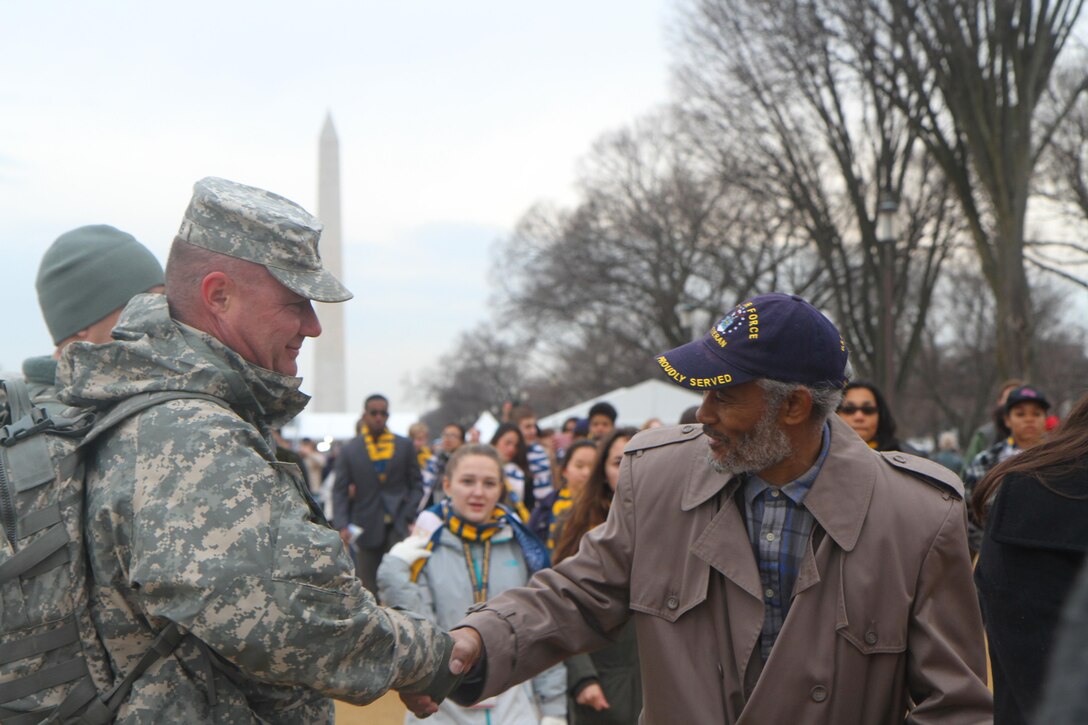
681, 415, 875, 553
680, 438, 735, 512
798, 416, 875, 552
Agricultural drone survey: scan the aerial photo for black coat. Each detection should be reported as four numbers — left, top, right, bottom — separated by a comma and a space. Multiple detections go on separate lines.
974, 465, 1088, 725
331, 432, 422, 548
566, 619, 642, 725
1034, 559, 1088, 725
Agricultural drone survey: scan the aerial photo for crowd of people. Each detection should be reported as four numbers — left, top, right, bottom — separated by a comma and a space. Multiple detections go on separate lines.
292, 304, 1087, 725
3, 176, 1086, 725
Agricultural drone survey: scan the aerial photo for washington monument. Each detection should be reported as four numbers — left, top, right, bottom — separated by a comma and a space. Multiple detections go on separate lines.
313, 113, 347, 412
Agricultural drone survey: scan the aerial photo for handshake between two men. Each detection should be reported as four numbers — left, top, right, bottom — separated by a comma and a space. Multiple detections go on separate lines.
400, 628, 484, 719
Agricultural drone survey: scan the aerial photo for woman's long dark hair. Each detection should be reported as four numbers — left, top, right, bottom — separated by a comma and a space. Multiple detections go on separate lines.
553, 427, 637, 564
972, 391, 1088, 522
489, 422, 532, 490
842, 380, 900, 450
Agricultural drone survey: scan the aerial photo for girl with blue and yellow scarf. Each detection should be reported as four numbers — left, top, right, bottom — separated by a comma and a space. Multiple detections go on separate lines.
376, 443, 565, 725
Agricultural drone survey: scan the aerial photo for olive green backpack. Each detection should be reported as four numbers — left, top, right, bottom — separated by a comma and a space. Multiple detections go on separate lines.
0, 378, 221, 724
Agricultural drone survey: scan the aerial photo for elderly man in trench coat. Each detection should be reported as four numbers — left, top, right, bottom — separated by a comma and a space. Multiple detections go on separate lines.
404, 292, 992, 724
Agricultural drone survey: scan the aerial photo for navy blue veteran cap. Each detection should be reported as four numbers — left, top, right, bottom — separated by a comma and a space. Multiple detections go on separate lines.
656, 293, 849, 391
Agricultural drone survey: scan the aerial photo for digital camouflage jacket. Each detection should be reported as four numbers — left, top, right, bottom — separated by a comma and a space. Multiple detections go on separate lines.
56, 294, 451, 724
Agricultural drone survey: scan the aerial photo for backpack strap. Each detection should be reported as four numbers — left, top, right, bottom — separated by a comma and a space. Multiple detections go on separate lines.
0, 380, 92, 444
58, 392, 228, 723
0, 379, 61, 493
67, 622, 188, 725
1, 378, 95, 501
1, 378, 34, 420
0, 390, 229, 724
79, 391, 230, 450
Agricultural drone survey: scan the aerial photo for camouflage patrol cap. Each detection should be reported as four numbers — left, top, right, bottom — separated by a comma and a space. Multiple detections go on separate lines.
177, 177, 353, 303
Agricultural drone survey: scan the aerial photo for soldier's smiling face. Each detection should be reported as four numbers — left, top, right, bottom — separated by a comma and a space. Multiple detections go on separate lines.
219, 268, 322, 376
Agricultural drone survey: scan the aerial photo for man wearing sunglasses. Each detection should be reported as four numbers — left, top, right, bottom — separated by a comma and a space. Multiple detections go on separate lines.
333, 393, 423, 593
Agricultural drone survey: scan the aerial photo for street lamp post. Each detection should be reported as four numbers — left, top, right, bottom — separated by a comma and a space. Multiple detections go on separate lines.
875, 191, 899, 409
674, 302, 701, 342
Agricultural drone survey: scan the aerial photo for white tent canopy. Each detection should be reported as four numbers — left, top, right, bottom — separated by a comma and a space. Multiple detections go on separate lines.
281, 411, 421, 443
538, 379, 702, 431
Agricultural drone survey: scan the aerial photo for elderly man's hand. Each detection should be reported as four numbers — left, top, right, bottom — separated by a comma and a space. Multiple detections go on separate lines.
449, 628, 483, 675
399, 693, 439, 718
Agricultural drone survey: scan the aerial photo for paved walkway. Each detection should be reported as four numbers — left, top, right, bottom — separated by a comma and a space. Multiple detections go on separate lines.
335, 693, 406, 724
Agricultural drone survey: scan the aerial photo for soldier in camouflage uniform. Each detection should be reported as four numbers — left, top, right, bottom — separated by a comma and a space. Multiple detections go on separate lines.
56, 177, 457, 723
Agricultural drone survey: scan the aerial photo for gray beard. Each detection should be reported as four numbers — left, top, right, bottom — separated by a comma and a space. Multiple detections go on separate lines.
706, 405, 794, 476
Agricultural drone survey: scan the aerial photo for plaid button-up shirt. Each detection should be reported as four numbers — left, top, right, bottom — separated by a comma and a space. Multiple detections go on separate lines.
743, 424, 831, 662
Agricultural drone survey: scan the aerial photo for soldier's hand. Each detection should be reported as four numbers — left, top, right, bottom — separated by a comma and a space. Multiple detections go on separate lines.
449, 627, 483, 675
400, 692, 439, 718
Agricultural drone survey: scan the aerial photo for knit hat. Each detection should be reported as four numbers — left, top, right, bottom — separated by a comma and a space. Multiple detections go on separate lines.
36, 225, 165, 344
176, 177, 352, 303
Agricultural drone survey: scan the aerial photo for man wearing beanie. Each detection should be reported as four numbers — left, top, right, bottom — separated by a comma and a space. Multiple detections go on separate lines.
50, 177, 457, 723
432, 293, 991, 724
22, 225, 165, 402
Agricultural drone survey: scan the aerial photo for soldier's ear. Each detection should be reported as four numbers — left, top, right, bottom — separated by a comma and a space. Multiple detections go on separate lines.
200, 271, 234, 316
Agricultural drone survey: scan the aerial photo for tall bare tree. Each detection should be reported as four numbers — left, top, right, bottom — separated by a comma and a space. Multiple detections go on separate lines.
416, 323, 531, 433
1032, 66, 1088, 287
494, 110, 801, 382
853, 0, 1087, 378
906, 260, 1088, 445
677, 0, 964, 395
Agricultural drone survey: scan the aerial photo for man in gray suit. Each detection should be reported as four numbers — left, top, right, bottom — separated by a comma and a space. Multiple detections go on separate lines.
333, 394, 423, 593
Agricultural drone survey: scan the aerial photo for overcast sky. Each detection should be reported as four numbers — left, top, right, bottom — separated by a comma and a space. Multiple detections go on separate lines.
0, 1, 676, 423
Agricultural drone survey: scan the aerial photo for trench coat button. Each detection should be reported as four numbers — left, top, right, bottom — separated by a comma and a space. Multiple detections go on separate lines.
864, 630, 878, 645
810, 685, 828, 702
666, 596, 679, 610
893, 454, 907, 463
682, 425, 694, 433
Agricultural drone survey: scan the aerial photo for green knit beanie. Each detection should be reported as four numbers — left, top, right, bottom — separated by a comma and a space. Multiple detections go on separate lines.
36, 225, 165, 344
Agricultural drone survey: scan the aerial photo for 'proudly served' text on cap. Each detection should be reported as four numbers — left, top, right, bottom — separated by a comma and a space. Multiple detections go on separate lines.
656, 292, 848, 391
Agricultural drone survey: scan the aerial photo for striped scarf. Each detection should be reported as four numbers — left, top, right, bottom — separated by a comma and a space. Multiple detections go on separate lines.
416, 445, 432, 473
546, 488, 573, 549
502, 462, 531, 521
365, 429, 395, 482
410, 500, 551, 594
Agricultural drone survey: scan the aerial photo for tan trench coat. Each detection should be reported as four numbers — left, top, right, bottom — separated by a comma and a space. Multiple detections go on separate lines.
456, 416, 992, 724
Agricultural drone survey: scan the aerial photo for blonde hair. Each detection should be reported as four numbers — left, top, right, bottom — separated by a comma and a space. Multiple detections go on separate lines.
444, 443, 505, 483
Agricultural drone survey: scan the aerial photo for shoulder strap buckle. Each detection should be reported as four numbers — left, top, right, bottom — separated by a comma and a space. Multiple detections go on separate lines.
0, 408, 55, 447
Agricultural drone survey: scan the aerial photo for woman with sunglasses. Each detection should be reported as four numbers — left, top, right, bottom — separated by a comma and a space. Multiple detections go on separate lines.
837, 380, 917, 453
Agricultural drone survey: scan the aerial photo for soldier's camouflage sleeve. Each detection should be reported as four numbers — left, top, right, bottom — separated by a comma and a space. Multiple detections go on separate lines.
111, 399, 449, 703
